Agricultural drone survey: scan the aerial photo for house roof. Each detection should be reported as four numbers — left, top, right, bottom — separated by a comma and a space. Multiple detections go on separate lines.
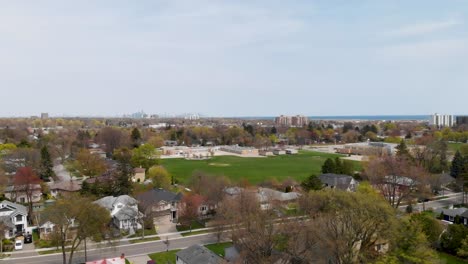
133, 168, 145, 173
319, 174, 357, 190
5, 184, 42, 193
0, 200, 28, 215
114, 206, 140, 221
49, 180, 82, 192
94, 195, 138, 211
176, 244, 224, 264
136, 189, 182, 209
257, 187, 300, 203
435, 207, 468, 218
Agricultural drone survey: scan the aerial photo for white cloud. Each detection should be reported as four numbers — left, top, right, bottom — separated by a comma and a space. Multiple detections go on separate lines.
384, 18, 462, 38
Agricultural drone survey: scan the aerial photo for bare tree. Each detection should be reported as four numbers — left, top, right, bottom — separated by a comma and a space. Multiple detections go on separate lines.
364, 156, 429, 208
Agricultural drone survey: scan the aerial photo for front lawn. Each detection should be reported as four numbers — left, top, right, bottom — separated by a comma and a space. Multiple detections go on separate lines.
205, 242, 233, 257
148, 242, 232, 263
148, 249, 180, 264
127, 228, 157, 238
176, 221, 205, 232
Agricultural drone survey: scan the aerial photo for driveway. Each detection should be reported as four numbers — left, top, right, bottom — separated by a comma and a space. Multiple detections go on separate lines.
154, 215, 181, 239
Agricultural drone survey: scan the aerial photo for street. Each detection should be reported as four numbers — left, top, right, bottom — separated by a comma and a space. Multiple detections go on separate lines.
398, 193, 463, 212
1, 233, 220, 264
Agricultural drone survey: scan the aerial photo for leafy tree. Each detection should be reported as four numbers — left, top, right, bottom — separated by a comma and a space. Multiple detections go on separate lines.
408, 213, 443, 247
72, 149, 106, 177
321, 158, 336, 174
147, 166, 171, 189
130, 144, 159, 171
380, 220, 437, 264
457, 237, 468, 259
43, 196, 111, 264
301, 174, 322, 192
440, 224, 468, 255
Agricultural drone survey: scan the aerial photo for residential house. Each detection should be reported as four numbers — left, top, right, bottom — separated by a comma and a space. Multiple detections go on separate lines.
49, 180, 82, 198
257, 187, 300, 210
132, 168, 146, 183
94, 195, 142, 231
318, 173, 359, 192
0, 201, 29, 238
136, 189, 182, 223
435, 207, 468, 225
224, 187, 300, 210
176, 244, 224, 264
4, 184, 42, 203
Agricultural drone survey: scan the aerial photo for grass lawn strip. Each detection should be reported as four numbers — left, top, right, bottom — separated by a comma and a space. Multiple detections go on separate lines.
148, 242, 233, 263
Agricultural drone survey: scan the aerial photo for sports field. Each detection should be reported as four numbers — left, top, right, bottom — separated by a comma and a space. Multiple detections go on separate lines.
161, 151, 360, 184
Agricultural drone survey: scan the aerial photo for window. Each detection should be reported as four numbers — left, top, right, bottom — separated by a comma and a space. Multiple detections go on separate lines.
449, 216, 454, 221
200, 206, 207, 212
20, 197, 25, 203
15, 215, 22, 222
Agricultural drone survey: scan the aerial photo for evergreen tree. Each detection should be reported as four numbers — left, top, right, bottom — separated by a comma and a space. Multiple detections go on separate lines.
395, 139, 412, 161
301, 174, 323, 192
270, 126, 277, 134
450, 150, 464, 178
113, 148, 133, 195
39, 146, 54, 181
321, 158, 336, 174
334, 157, 343, 174
131, 128, 142, 148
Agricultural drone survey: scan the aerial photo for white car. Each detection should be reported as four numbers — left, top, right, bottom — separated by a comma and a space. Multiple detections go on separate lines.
14, 240, 23, 250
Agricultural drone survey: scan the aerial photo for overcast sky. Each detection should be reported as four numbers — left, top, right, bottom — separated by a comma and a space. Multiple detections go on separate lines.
1, 0, 467, 117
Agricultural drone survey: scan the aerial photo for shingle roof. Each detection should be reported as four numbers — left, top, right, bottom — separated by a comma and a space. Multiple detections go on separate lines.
94, 195, 138, 210
435, 207, 468, 218
319, 173, 357, 190
176, 244, 224, 264
50, 180, 82, 192
136, 189, 182, 209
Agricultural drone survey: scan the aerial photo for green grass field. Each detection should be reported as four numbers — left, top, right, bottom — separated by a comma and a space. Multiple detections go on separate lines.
161, 151, 359, 185
448, 142, 468, 154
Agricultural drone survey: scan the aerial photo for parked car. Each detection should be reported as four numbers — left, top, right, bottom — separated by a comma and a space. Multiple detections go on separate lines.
14, 240, 23, 250
24, 233, 33, 244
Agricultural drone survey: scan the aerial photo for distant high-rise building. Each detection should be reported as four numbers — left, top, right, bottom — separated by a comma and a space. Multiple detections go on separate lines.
275, 115, 308, 127
429, 113, 454, 127
456, 116, 468, 126
41, 113, 49, 119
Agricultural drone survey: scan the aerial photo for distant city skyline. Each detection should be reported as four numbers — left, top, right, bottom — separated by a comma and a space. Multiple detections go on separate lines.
1, 1, 467, 117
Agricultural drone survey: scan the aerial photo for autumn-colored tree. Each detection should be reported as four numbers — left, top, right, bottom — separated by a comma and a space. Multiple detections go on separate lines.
13, 167, 41, 222
178, 194, 204, 232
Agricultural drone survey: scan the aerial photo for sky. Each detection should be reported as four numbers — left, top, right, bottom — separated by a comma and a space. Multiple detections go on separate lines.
1, 0, 467, 117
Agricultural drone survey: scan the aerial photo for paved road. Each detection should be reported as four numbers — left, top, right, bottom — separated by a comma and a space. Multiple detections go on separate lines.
53, 163, 72, 182
2, 233, 219, 264
399, 193, 463, 212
